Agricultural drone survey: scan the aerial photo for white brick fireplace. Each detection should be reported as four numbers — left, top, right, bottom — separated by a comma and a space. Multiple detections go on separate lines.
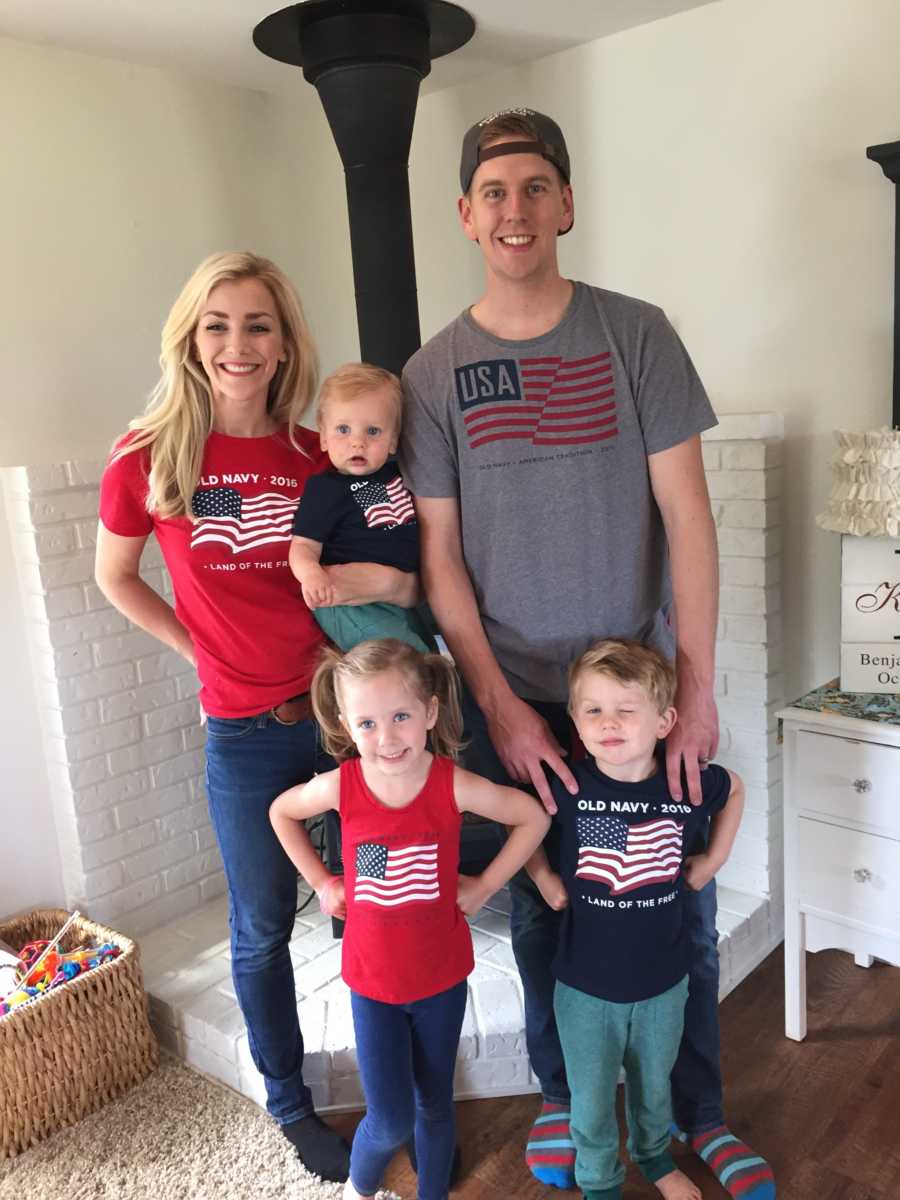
1, 460, 223, 937
1, 412, 785, 1107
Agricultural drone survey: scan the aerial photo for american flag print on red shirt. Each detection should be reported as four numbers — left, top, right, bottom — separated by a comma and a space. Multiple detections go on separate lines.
354, 840, 439, 907
351, 474, 416, 529
454, 353, 617, 450
190, 488, 299, 555
575, 814, 683, 896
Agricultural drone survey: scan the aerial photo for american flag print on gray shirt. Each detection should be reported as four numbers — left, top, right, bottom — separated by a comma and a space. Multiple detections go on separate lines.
575, 814, 683, 896
190, 487, 299, 554
354, 840, 439, 907
456, 352, 618, 450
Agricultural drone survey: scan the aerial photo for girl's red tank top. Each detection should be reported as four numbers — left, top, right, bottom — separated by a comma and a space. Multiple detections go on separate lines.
338, 754, 475, 1004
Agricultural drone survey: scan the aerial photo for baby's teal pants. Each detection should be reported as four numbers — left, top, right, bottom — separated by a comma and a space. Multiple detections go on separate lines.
314, 601, 434, 654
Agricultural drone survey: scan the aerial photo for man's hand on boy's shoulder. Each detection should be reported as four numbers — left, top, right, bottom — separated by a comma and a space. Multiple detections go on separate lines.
665, 678, 719, 806
485, 692, 578, 813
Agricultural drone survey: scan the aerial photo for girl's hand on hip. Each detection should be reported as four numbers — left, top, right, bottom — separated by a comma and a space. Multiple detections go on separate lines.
315, 875, 347, 920
456, 874, 491, 918
485, 694, 577, 813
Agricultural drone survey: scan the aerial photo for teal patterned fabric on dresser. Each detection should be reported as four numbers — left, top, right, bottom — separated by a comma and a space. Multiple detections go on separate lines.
779, 679, 900, 740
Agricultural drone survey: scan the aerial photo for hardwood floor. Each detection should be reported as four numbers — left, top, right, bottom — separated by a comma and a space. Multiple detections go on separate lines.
329, 947, 900, 1198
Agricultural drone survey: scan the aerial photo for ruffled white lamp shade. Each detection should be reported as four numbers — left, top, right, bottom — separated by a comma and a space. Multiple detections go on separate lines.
816, 428, 900, 537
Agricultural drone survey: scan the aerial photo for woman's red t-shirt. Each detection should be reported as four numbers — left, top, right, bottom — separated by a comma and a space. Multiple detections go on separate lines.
99, 425, 329, 718
339, 754, 475, 1004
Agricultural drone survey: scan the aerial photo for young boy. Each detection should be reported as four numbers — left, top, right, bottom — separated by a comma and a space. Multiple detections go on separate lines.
527, 639, 746, 1200
291, 363, 432, 652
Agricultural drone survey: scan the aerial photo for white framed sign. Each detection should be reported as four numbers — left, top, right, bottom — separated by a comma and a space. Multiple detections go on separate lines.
840, 535, 900, 692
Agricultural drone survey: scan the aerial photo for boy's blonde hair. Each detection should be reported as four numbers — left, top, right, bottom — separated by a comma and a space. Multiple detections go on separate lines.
568, 639, 677, 714
311, 638, 464, 762
317, 363, 403, 433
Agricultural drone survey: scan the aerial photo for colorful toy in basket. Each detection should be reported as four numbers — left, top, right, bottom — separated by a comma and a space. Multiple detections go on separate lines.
0, 908, 158, 1159
0, 912, 121, 1016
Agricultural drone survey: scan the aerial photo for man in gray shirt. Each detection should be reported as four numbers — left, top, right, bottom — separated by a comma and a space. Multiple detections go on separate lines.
401, 110, 773, 1199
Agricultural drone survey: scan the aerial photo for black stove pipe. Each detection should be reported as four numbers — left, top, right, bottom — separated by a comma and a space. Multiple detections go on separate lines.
867, 138, 900, 430
254, 1, 475, 375
314, 59, 423, 374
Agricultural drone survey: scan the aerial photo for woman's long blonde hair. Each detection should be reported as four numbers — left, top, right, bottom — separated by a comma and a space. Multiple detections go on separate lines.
114, 251, 318, 519
311, 639, 465, 762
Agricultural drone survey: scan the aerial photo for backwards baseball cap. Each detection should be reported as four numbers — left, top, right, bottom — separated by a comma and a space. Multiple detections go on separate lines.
459, 108, 571, 195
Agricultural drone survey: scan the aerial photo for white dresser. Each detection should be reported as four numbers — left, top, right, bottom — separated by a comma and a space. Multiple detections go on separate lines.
778, 687, 900, 1041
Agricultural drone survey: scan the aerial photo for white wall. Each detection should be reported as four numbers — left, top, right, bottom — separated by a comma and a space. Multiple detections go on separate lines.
5, 0, 900, 912
0, 486, 63, 916
0, 36, 315, 915
0, 35, 314, 468
265, 0, 900, 699
6, 2, 898, 681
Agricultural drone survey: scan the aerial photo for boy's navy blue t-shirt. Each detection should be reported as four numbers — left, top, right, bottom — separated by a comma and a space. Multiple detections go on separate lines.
551, 756, 730, 1003
291, 461, 419, 572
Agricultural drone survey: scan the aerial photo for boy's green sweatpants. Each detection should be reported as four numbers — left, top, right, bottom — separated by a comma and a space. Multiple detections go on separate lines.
553, 975, 689, 1200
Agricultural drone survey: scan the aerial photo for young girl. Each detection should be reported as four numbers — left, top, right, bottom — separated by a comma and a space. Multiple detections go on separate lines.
270, 638, 550, 1200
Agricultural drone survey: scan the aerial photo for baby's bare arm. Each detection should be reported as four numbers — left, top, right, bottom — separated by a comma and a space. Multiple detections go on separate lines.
290, 536, 335, 608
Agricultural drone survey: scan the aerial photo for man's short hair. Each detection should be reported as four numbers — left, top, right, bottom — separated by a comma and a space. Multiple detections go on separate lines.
317, 362, 403, 432
568, 639, 677, 714
459, 108, 571, 195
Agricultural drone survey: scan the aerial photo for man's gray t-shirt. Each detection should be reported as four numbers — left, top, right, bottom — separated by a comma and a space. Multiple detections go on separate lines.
400, 282, 717, 703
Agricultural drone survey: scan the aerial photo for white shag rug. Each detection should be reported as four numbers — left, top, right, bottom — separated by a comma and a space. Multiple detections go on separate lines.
0, 1054, 396, 1200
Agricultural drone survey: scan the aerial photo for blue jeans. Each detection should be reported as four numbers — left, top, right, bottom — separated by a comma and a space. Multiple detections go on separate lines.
670, 876, 723, 1134
460, 691, 571, 1105
461, 693, 724, 1131
205, 711, 327, 1125
350, 981, 468, 1200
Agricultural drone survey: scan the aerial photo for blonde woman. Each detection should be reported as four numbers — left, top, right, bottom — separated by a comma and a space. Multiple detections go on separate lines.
96, 252, 416, 1181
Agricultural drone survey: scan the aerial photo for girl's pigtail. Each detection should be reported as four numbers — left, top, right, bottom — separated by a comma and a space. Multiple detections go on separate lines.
425, 653, 465, 760
310, 646, 356, 761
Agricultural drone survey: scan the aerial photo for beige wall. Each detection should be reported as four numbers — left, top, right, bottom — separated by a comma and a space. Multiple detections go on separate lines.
0, 35, 316, 467
0, 483, 63, 916
0, 37, 316, 912
275, 0, 900, 698
4, 0, 900, 909
431, 0, 898, 698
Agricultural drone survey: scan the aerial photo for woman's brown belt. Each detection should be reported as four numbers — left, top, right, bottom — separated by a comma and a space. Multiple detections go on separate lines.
271, 693, 313, 725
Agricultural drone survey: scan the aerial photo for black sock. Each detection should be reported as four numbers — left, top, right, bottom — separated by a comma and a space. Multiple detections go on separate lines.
281, 1113, 350, 1183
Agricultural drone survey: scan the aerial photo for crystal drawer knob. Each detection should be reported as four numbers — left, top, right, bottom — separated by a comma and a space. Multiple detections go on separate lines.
853, 868, 873, 884
852, 778, 872, 793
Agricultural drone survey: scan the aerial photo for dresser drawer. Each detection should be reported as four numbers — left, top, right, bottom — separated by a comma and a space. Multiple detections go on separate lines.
795, 730, 900, 837
798, 817, 900, 932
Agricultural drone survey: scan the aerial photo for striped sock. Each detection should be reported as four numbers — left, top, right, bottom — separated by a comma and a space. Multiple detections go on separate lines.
525, 1101, 576, 1189
687, 1125, 775, 1198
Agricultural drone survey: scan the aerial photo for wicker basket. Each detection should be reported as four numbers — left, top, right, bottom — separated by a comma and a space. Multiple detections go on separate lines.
0, 909, 158, 1157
